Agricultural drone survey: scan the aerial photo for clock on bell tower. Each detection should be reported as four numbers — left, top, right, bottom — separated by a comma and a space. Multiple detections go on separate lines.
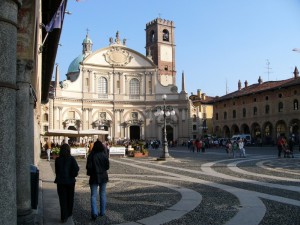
145, 18, 176, 86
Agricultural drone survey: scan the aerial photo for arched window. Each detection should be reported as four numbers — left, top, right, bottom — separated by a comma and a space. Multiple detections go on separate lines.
294, 99, 298, 110
242, 108, 246, 117
129, 78, 140, 99
278, 102, 283, 112
98, 77, 107, 97
150, 30, 155, 43
162, 29, 169, 41
265, 105, 270, 114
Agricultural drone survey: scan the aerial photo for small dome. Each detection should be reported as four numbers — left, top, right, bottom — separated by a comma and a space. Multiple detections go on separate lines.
83, 35, 93, 44
67, 54, 84, 73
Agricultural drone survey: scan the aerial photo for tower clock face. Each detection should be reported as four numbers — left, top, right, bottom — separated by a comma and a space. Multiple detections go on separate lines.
160, 45, 172, 62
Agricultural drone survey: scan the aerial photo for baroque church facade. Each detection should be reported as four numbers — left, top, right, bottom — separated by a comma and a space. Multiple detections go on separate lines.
42, 18, 197, 144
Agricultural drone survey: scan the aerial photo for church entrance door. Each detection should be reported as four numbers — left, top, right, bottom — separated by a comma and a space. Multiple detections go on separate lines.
130, 126, 140, 140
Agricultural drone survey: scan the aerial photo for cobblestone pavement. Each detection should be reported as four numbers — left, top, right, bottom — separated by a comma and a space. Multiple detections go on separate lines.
53, 146, 300, 225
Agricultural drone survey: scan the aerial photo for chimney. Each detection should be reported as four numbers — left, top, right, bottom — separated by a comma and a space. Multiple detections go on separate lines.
238, 80, 241, 90
244, 80, 248, 88
258, 76, 263, 84
201, 93, 206, 100
294, 66, 299, 79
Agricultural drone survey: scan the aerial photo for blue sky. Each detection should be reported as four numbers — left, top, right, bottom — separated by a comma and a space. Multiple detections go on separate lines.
55, 0, 300, 97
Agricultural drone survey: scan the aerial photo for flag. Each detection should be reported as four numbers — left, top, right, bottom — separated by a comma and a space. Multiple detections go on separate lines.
45, 0, 65, 32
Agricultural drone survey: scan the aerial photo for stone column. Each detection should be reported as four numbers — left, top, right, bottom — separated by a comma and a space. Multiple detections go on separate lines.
0, 0, 21, 224
16, 59, 34, 224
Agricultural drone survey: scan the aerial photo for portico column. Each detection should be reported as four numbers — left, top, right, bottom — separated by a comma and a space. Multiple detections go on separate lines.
0, 0, 21, 224
58, 107, 63, 129
88, 108, 93, 129
16, 59, 34, 224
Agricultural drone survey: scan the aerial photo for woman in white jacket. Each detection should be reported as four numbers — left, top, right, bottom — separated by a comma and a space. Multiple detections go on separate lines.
238, 139, 246, 158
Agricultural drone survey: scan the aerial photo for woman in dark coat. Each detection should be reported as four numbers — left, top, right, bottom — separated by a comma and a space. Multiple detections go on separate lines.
86, 140, 109, 220
55, 143, 79, 223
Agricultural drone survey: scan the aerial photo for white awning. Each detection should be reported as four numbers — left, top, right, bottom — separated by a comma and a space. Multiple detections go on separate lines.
43, 129, 108, 137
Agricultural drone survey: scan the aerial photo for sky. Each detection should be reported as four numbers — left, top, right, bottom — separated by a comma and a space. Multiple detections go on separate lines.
54, 0, 300, 97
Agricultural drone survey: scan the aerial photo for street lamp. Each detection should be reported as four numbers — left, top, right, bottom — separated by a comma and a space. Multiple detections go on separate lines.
154, 94, 175, 160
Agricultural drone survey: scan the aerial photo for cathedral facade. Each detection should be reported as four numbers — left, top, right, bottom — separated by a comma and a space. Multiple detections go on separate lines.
42, 18, 196, 144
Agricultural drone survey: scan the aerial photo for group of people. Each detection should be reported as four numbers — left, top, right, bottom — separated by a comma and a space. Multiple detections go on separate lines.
277, 135, 295, 158
53, 140, 109, 223
189, 139, 207, 153
225, 139, 246, 158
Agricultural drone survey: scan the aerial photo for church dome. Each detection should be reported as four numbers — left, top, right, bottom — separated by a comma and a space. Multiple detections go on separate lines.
67, 54, 84, 73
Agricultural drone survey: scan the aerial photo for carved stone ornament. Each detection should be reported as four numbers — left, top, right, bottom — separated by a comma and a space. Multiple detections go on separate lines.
103, 47, 133, 66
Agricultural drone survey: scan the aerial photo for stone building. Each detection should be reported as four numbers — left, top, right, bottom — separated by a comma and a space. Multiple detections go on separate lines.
41, 18, 197, 145
211, 69, 300, 144
0, 0, 66, 224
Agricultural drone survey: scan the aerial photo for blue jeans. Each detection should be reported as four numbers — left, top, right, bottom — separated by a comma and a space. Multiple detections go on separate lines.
90, 183, 107, 216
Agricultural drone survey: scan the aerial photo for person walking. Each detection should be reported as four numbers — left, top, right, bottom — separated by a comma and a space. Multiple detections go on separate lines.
86, 140, 110, 221
46, 139, 52, 161
54, 144, 80, 223
238, 138, 246, 158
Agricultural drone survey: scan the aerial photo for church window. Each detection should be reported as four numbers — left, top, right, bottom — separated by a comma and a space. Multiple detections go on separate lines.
163, 29, 169, 41
98, 77, 108, 98
43, 126, 48, 132
43, 113, 48, 122
293, 99, 298, 110
193, 125, 197, 130
129, 78, 140, 99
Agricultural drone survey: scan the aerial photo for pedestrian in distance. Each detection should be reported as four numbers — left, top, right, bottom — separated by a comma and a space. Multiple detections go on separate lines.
46, 139, 51, 161
54, 143, 80, 223
86, 140, 110, 221
238, 138, 246, 158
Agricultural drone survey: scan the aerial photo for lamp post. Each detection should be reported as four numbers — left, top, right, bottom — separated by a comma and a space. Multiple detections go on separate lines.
154, 94, 175, 160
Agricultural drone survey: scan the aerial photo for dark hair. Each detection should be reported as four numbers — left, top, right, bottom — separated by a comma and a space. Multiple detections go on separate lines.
92, 140, 105, 153
60, 143, 71, 157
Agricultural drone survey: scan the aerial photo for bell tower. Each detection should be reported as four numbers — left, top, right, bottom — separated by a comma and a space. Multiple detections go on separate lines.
145, 18, 176, 86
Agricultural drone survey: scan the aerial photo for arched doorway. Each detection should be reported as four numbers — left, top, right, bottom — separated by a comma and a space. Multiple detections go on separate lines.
262, 122, 273, 145
240, 123, 250, 134
130, 126, 140, 140
222, 125, 230, 138
68, 126, 77, 144
231, 124, 239, 136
